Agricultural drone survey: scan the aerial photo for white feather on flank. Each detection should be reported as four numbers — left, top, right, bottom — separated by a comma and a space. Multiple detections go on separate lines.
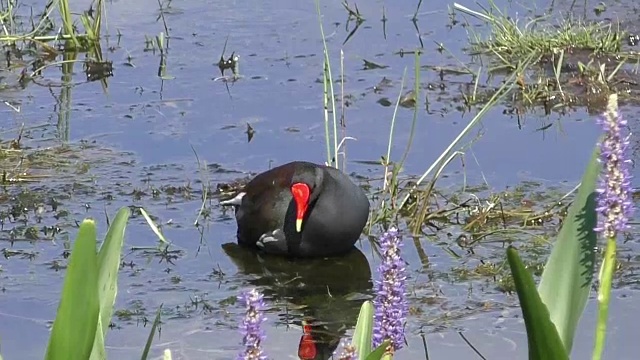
219, 192, 246, 206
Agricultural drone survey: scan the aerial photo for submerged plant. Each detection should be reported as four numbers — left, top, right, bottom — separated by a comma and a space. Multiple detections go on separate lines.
372, 227, 407, 353
338, 342, 358, 360
593, 93, 634, 360
237, 288, 267, 360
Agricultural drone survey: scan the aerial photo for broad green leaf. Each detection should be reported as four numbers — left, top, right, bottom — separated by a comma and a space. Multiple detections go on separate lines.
352, 301, 374, 359
91, 317, 107, 360
141, 305, 164, 360
91, 207, 131, 360
46, 219, 100, 360
365, 340, 391, 360
538, 147, 600, 352
507, 247, 568, 360
97, 209, 131, 323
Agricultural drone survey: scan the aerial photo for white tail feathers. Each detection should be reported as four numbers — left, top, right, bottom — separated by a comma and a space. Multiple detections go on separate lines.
219, 192, 246, 206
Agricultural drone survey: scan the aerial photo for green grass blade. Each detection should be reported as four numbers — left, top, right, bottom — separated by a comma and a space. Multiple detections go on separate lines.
90, 207, 131, 360
141, 305, 164, 360
537, 146, 600, 352
45, 219, 100, 360
365, 340, 391, 360
398, 61, 524, 210
396, 51, 421, 172
507, 246, 568, 360
57, 0, 80, 48
140, 208, 169, 244
315, 0, 339, 169
352, 300, 374, 359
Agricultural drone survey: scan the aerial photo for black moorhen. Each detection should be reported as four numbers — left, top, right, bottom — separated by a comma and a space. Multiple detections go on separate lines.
220, 161, 370, 258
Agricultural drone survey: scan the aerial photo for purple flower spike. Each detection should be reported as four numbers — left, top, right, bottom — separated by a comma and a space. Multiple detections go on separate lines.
595, 94, 634, 239
372, 226, 408, 352
237, 288, 267, 360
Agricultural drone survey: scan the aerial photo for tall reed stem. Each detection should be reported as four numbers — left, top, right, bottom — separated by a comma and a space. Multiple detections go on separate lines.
315, 0, 339, 169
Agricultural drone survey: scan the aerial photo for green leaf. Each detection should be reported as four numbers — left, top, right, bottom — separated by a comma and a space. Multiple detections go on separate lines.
96, 208, 131, 334
139, 208, 169, 244
352, 301, 374, 359
91, 317, 107, 360
90, 207, 131, 360
365, 340, 391, 360
45, 219, 100, 360
537, 147, 600, 352
507, 247, 568, 360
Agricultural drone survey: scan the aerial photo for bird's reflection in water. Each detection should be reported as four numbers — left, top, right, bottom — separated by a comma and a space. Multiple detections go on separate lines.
222, 243, 373, 360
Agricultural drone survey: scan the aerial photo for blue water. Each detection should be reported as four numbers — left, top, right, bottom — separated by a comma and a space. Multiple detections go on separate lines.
0, 0, 639, 359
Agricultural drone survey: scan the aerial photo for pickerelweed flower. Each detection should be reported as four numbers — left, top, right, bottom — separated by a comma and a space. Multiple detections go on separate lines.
372, 226, 408, 352
237, 288, 267, 360
595, 93, 634, 239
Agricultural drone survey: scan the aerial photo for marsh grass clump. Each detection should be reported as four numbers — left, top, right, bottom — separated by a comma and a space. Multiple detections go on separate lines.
397, 180, 568, 237
0, 0, 102, 49
449, 2, 640, 114
0, 129, 140, 186
479, 20, 620, 68
0, 0, 111, 90
454, 2, 622, 70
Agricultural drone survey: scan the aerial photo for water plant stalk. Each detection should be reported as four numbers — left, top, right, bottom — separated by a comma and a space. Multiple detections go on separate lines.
593, 237, 615, 360
57, 0, 80, 48
383, 51, 420, 215
315, 0, 339, 170
395, 51, 421, 178
383, 68, 407, 192
340, 48, 346, 171
398, 58, 525, 211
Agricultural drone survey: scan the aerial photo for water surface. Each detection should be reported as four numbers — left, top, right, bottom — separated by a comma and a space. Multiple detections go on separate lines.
0, 0, 639, 359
